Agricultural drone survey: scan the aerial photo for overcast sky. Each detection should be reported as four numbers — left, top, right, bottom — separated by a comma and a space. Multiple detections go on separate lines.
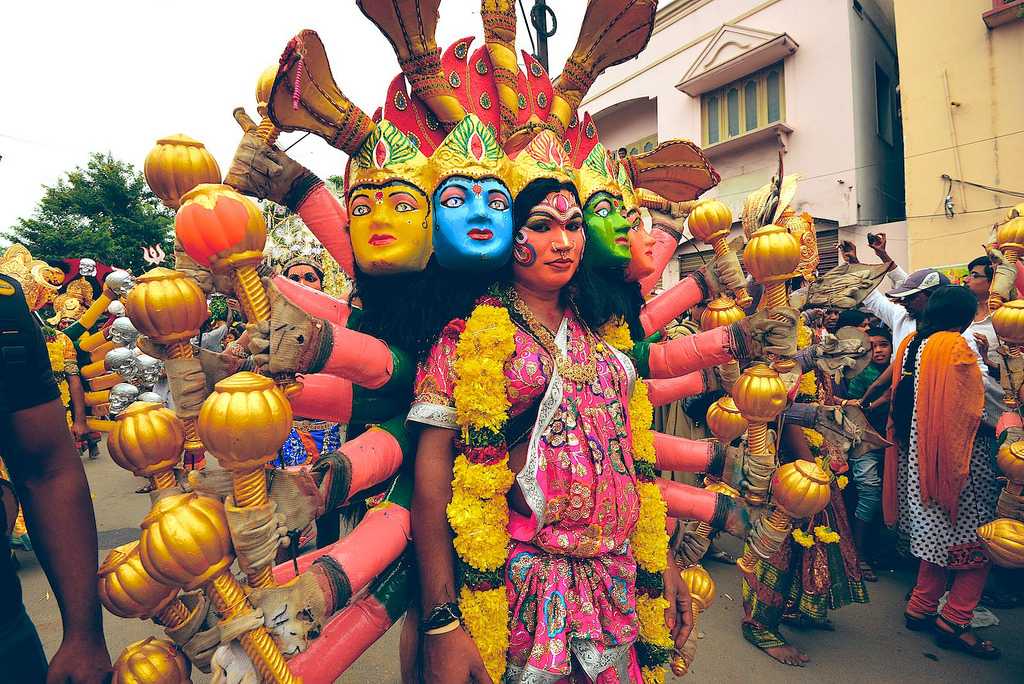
0, 1, 613, 237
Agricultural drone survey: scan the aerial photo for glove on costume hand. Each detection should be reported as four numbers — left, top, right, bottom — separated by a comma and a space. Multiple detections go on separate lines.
719, 444, 747, 490
715, 361, 738, 392
808, 332, 870, 383
997, 346, 1024, 407
173, 238, 216, 295
191, 467, 324, 535
814, 403, 890, 458
729, 307, 799, 360
225, 111, 317, 209
165, 590, 219, 673
672, 521, 713, 569
248, 573, 328, 657
140, 338, 208, 420
211, 641, 259, 684
704, 249, 746, 296
198, 347, 246, 392
719, 493, 756, 539
996, 489, 1024, 520
247, 279, 331, 376
987, 247, 1017, 302
225, 496, 288, 576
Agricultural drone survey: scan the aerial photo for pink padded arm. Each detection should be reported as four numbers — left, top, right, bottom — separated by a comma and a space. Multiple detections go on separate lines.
289, 374, 353, 424
997, 410, 1022, 440
274, 274, 350, 326
653, 432, 713, 473
287, 596, 392, 684
640, 277, 704, 336
644, 374, 704, 407
341, 428, 403, 505
647, 326, 733, 378
322, 321, 394, 389
656, 478, 719, 522
639, 229, 679, 297
273, 503, 410, 587
296, 184, 354, 278
1015, 261, 1024, 297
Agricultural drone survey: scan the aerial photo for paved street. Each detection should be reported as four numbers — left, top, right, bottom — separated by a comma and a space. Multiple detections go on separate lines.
18, 441, 1023, 683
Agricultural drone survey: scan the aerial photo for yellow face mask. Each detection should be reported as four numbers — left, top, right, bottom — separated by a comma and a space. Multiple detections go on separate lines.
348, 182, 432, 274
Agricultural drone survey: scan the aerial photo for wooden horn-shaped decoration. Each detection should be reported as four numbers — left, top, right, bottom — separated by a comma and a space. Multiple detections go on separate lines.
621, 139, 721, 202
267, 29, 376, 155
357, 0, 466, 129
480, 0, 520, 142
546, 0, 658, 136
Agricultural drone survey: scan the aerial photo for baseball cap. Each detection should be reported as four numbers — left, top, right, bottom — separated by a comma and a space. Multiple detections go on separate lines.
887, 268, 950, 299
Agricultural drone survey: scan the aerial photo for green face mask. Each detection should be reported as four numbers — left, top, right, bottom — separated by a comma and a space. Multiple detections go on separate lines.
583, 191, 632, 269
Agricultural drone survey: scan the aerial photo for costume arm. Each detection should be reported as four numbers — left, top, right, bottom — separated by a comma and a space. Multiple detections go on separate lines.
643, 326, 734, 379
289, 374, 406, 425
295, 183, 355, 279
639, 229, 680, 297
644, 373, 706, 407
312, 417, 409, 512
639, 276, 704, 337
316, 321, 413, 392
273, 274, 350, 325
653, 433, 720, 473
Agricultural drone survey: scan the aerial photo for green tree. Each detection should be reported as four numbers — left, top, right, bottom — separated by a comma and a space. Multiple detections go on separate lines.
6, 152, 174, 274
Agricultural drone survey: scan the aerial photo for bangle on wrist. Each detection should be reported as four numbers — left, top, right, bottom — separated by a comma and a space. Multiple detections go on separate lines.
424, 620, 461, 636
421, 601, 462, 633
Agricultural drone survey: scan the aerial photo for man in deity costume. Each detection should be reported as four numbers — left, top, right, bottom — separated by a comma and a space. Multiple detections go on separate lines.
0, 263, 112, 683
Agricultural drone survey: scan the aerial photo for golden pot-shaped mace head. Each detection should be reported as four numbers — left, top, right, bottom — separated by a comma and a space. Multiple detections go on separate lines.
112, 637, 191, 684
732, 363, 788, 424
256, 65, 277, 117
98, 541, 177, 620
107, 402, 185, 486
700, 296, 746, 331
175, 184, 267, 274
688, 199, 733, 244
688, 200, 752, 307
125, 268, 208, 346
997, 440, 1024, 484
992, 300, 1024, 346
771, 460, 832, 519
144, 134, 222, 211
705, 396, 748, 443
679, 564, 716, 612
175, 184, 270, 323
743, 224, 801, 286
139, 492, 233, 591
198, 372, 293, 474
996, 217, 1024, 262
977, 518, 1024, 568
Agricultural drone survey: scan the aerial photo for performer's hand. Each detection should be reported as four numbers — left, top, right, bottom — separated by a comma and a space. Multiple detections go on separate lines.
71, 419, 89, 442
46, 631, 111, 684
663, 558, 694, 650
423, 627, 493, 684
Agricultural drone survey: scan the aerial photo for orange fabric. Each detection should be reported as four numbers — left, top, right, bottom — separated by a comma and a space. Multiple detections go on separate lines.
883, 332, 982, 526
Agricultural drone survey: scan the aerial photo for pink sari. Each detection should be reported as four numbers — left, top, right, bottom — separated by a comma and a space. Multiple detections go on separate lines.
410, 305, 644, 683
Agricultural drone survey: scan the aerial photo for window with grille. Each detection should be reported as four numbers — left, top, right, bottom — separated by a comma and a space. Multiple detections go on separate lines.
701, 63, 785, 147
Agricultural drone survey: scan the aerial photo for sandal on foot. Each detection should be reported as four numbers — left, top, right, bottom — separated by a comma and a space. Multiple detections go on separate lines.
934, 616, 1001, 660
859, 561, 878, 582
904, 611, 936, 632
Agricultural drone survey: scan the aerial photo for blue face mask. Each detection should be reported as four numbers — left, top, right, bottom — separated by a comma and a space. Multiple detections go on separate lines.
432, 176, 514, 271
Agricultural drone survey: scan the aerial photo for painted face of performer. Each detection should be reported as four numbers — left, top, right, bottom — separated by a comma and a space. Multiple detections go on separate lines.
582, 192, 632, 269
348, 182, 431, 274
284, 264, 323, 292
433, 176, 514, 271
512, 190, 586, 292
624, 214, 657, 282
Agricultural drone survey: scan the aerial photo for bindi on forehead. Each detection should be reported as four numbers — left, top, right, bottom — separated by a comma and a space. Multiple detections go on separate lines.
471, 183, 483, 196
374, 191, 385, 203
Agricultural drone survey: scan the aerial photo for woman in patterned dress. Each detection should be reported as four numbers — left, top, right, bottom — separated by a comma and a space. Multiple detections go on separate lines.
410, 179, 692, 683
887, 285, 1001, 659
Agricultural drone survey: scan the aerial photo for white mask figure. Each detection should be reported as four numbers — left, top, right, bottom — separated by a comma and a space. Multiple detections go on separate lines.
108, 383, 140, 416
79, 258, 97, 277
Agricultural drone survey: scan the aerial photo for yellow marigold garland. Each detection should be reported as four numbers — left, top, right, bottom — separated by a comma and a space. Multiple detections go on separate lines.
601, 319, 672, 680
792, 528, 816, 548
448, 303, 517, 682
814, 525, 841, 544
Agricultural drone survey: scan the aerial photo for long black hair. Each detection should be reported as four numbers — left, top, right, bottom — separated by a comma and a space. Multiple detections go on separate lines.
891, 285, 976, 445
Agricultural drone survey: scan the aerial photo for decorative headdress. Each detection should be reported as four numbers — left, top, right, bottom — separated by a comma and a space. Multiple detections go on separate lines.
47, 292, 89, 324
281, 253, 325, 277
346, 119, 433, 195
0, 244, 64, 311
431, 114, 510, 187
507, 129, 576, 197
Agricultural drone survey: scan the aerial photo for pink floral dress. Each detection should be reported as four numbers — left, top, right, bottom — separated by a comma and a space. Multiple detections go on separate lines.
409, 305, 645, 683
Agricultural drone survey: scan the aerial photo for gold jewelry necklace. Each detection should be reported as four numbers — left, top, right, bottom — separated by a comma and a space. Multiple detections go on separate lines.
508, 287, 598, 384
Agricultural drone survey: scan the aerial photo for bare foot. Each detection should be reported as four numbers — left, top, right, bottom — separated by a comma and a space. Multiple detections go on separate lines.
762, 643, 810, 667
